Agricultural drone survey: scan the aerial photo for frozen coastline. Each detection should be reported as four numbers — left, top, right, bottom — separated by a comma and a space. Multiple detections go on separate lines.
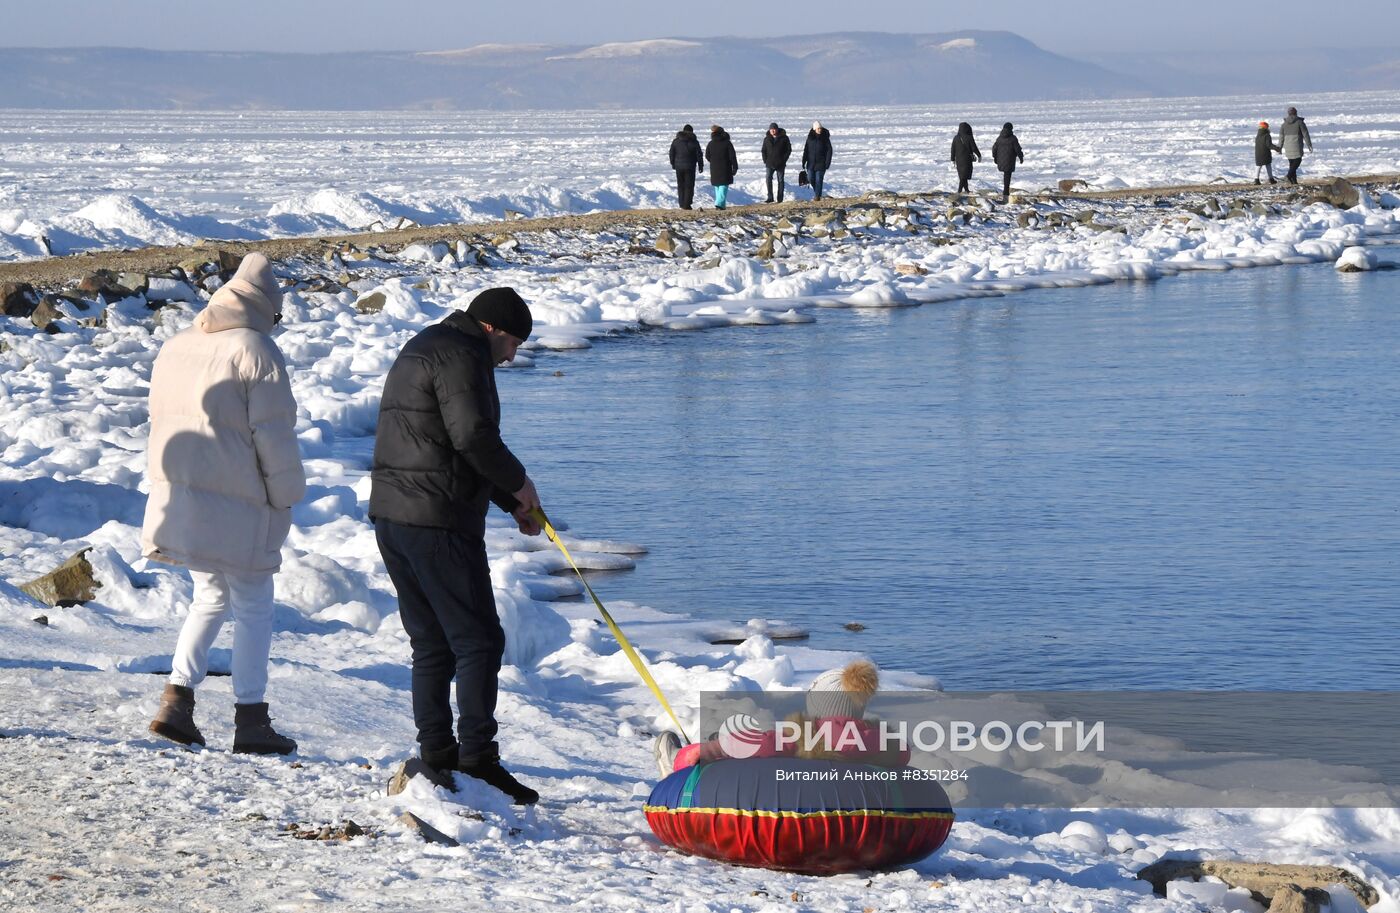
3, 129, 1400, 911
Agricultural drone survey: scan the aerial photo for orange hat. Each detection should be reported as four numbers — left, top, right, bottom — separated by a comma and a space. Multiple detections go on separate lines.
1258, 121, 1269, 128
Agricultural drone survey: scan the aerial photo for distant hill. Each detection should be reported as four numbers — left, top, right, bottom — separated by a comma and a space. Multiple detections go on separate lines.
0, 31, 1153, 110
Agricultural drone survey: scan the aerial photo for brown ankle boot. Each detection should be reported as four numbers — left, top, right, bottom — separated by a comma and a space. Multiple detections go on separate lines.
232, 702, 297, 755
149, 683, 205, 746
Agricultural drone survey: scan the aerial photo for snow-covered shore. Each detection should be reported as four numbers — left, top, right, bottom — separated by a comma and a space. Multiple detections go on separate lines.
3, 155, 1400, 910
3, 91, 1399, 262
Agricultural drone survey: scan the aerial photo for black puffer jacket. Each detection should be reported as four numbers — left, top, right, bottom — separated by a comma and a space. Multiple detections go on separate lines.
670, 129, 702, 172
991, 123, 1024, 173
370, 311, 526, 535
706, 129, 738, 186
951, 122, 981, 173
761, 128, 792, 169
802, 128, 833, 171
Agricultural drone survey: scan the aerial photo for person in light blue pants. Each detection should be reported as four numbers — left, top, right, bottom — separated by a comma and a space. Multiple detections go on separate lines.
706, 124, 738, 209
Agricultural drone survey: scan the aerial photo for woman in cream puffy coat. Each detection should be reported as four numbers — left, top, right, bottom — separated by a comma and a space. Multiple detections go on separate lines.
142, 252, 305, 754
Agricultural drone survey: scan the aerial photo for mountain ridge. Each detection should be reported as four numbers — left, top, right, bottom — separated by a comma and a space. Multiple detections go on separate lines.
0, 30, 1149, 110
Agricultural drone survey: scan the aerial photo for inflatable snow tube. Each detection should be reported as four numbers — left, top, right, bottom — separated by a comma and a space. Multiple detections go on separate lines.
644, 757, 955, 874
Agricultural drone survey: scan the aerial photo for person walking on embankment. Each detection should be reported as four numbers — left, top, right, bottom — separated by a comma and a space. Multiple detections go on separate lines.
706, 124, 739, 210
1255, 120, 1280, 185
951, 122, 982, 197
669, 124, 703, 210
991, 122, 1024, 202
1276, 107, 1314, 185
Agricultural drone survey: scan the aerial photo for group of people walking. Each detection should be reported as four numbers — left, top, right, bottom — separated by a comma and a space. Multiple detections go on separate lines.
668, 105, 1317, 208
669, 121, 833, 209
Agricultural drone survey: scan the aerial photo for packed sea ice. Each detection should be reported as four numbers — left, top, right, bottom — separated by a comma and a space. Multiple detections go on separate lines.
2, 91, 1399, 261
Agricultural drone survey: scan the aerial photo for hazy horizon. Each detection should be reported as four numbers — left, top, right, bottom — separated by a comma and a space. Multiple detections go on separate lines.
6, 0, 1400, 57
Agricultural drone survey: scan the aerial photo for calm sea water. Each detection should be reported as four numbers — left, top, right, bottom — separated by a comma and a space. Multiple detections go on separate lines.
502, 262, 1400, 691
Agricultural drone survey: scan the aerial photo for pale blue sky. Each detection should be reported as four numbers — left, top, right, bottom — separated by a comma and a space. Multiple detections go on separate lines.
8, 0, 1399, 54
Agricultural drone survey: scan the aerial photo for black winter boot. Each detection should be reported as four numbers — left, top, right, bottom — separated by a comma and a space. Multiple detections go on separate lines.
149, 683, 205, 746
232, 702, 297, 755
421, 742, 459, 775
459, 744, 539, 805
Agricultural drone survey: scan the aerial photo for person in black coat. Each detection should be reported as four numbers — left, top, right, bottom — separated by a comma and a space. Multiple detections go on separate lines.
1254, 120, 1280, 185
951, 122, 981, 196
706, 124, 738, 209
668, 124, 703, 210
990, 122, 1024, 201
761, 122, 792, 203
801, 121, 833, 201
370, 287, 543, 806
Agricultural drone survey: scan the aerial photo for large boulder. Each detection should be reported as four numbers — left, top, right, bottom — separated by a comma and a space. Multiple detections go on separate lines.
1137, 859, 1378, 910
654, 229, 691, 258
354, 291, 387, 314
76, 271, 136, 301
1322, 177, 1362, 209
18, 549, 102, 607
28, 296, 65, 333
1, 282, 38, 318
1336, 247, 1379, 273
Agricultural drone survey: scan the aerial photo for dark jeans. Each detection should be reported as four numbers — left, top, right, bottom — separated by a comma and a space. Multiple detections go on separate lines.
806, 166, 826, 200
375, 518, 504, 757
1001, 169, 1013, 197
957, 166, 973, 194
676, 169, 696, 209
766, 167, 786, 202
1286, 157, 1302, 184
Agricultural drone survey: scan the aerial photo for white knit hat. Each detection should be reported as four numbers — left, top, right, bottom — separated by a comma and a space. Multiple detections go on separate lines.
805, 660, 879, 719
812, 120, 823, 131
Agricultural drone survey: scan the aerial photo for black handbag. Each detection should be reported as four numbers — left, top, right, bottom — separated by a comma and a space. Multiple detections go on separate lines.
797, 170, 809, 186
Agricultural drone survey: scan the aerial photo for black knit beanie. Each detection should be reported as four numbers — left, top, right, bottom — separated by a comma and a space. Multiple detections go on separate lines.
467, 287, 533, 340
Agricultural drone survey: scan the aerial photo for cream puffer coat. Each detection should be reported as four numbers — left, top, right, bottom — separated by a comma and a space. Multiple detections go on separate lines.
141, 256, 305, 575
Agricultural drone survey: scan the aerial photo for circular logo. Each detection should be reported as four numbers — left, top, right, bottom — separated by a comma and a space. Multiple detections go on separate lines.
717, 713, 768, 759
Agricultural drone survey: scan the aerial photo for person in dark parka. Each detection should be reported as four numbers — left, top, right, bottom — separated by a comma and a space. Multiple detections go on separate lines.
802, 121, 833, 201
951, 122, 981, 196
669, 124, 703, 210
990, 122, 1024, 201
370, 287, 543, 805
761, 122, 792, 203
1276, 107, 1313, 185
1254, 121, 1280, 185
706, 124, 738, 209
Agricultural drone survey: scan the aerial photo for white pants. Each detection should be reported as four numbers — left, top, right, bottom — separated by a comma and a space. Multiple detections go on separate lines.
169, 570, 275, 705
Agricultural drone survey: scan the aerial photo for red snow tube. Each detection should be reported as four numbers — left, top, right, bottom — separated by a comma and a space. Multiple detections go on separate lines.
644, 757, 954, 875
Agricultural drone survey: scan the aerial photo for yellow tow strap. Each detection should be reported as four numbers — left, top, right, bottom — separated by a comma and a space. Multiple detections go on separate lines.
531, 508, 690, 744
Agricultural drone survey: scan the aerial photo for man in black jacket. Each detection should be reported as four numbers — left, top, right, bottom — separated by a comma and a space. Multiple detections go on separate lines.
370, 287, 542, 804
668, 124, 703, 209
990, 122, 1024, 202
761, 122, 791, 203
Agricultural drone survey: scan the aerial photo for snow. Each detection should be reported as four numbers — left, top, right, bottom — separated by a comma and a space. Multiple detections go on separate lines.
939, 38, 978, 51
1336, 245, 1379, 271
551, 39, 703, 60
3, 91, 1399, 262
3, 100, 1400, 911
